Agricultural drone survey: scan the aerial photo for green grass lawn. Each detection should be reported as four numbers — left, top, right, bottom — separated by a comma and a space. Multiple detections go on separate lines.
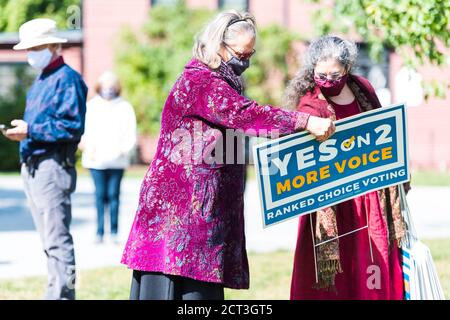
0, 171, 22, 176
75, 165, 148, 180
409, 170, 450, 186
0, 165, 149, 180
1, 239, 449, 300
2, 168, 450, 187
74, 168, 450, 186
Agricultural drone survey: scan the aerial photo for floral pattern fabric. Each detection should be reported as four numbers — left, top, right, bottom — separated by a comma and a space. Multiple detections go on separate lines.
121, 58, 309, 289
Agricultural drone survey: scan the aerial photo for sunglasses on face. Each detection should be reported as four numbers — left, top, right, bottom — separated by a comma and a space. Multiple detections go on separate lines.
224, 44, 256, 60
314, 71, 347, 82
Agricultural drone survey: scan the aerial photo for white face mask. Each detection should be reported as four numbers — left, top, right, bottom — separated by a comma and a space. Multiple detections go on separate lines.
27, 48, 53, 70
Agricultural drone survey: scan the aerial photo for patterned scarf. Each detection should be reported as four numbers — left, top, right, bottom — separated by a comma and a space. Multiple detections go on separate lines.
312, 77, 408, 290
217, 60, 244, 94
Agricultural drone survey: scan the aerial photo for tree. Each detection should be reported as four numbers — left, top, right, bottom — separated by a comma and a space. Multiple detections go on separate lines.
245, 24, 300, 106
115, 2, 212, 135
115, 1, 299, 134
0, 65, 36, 170
0, 0, 81, 171
0, 0, 80, 32
310, 0, 449, 98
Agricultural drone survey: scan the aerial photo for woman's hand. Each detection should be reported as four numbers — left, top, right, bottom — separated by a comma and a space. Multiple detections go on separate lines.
306, 116, 336, 142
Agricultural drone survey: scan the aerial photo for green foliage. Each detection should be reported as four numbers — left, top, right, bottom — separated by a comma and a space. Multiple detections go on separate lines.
1, 243, 450, 299
116, 2, 299, 134
0, 0, 80, 170
245, 24, 300, 106
310, 0, 450, 98
115, 2, 212, 134
0, 0, 80, 32
311, 0, 449, 65
0, 64, 36, 171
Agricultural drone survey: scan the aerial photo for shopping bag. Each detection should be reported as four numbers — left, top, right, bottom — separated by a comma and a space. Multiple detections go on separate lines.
400, 185, 445, 300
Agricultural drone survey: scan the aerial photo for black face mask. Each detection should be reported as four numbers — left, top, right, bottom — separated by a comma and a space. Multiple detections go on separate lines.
227, 56, 250, 76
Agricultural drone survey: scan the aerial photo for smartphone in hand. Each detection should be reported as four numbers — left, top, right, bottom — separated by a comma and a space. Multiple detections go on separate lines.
0, 124, 12, 135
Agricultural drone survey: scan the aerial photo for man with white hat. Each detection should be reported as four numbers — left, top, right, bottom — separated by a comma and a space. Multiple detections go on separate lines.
3, 18, 87, 300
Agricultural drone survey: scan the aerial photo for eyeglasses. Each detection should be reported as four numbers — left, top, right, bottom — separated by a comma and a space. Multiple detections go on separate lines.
314, 72, 346, 82
224, 44, 256, 60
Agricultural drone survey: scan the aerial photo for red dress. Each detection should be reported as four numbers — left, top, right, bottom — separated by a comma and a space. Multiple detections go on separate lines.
290, 98, 404, 300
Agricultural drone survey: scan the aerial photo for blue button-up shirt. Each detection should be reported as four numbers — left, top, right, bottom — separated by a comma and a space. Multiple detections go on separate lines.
20, 57, 88, 162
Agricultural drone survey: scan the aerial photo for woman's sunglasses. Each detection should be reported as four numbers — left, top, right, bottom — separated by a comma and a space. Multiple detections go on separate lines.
314, 72, 346, 82
224, 44, 256, 60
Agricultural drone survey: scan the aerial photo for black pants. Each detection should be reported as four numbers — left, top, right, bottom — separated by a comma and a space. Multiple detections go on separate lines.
130, 270, 224, 300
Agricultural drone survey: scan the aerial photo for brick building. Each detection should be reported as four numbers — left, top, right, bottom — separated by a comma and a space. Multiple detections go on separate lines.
0, 0, 449, 169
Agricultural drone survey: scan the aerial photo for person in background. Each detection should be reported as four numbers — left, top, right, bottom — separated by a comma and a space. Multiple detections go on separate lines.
80, 71, 137, 245
3, 18, 87, 300
121, 10, 335, 300
284, 35, 410, 300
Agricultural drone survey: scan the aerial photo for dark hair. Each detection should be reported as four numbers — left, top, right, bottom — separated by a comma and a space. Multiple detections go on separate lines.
283, 35, 358, 109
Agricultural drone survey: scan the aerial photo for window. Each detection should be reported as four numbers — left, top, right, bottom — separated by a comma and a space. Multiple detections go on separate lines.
151, 0, 178, 6
218, 0, 249, 11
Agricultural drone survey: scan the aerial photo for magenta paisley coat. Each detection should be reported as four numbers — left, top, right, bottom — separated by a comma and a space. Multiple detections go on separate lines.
121, 58, 309, 289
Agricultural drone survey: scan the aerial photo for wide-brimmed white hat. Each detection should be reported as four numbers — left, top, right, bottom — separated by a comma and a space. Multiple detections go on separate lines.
13, 18, 67, 50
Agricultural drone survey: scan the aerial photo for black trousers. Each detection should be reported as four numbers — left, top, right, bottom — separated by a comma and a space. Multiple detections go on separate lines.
130, 270, 224, 300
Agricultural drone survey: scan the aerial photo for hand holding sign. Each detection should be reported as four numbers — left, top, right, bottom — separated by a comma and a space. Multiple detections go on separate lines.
306, 116, 336, 142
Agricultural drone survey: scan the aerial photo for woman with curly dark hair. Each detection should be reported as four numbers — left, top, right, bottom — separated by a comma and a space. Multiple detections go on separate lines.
286, 35, 409, 300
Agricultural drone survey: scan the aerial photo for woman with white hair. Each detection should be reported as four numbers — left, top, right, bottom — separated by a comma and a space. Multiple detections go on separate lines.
80, 71, 137, 244
121, 10, 335, 300
285, 35, 410, 300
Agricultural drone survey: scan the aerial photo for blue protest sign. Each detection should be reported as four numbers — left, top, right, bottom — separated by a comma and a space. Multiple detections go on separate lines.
253, 103, 409, 227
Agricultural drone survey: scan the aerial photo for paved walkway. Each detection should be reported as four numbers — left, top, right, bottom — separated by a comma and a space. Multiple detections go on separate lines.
1, 174, 449, 279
